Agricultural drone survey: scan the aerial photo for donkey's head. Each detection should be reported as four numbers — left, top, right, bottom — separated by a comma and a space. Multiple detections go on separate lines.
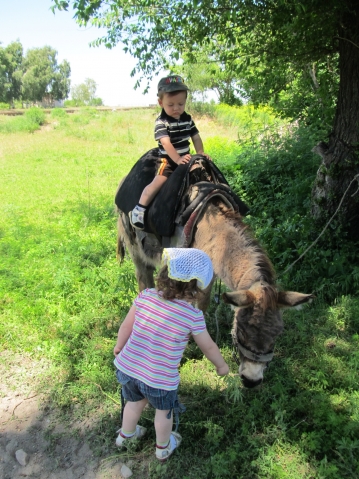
223, 280, 314, 388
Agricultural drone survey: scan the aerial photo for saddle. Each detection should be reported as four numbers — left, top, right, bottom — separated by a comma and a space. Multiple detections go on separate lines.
115, 148, 249, 246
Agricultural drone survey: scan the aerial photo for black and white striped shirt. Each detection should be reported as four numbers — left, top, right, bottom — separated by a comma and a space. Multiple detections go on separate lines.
154, 110, 199, 160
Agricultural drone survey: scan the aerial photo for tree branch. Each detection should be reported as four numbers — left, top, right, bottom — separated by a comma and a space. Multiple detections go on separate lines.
334, 36, 359, 50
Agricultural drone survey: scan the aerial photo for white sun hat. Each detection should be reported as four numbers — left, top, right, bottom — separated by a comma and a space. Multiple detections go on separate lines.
162, 248, 214, 290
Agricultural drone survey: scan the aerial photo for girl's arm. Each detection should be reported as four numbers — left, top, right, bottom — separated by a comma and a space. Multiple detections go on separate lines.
114, 305, 136, 356
193, 329, 229, 376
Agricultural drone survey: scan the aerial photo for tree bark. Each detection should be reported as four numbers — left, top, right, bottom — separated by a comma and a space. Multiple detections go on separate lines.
311, 22, 359, 240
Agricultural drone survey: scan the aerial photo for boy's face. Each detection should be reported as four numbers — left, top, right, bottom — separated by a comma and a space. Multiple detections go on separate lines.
158, 91, 187, 119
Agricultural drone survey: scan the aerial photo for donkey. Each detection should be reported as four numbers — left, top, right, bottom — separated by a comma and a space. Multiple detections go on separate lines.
115, 154, 314, 387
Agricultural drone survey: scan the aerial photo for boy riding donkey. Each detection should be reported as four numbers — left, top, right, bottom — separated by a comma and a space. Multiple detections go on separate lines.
130, 75, 211, 230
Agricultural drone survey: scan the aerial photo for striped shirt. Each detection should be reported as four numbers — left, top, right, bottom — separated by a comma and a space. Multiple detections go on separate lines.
154, 110, 199, 160
114, 288, 206, 390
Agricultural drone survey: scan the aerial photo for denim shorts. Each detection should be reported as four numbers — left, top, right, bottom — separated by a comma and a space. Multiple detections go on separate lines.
116, 369, 179, 410
116, 369, 186, 429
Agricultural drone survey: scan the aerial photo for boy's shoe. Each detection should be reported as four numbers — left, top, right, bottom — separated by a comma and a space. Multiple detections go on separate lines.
115, 425, 147, 447
155, 432, 182, 461
129, 206, 145, 230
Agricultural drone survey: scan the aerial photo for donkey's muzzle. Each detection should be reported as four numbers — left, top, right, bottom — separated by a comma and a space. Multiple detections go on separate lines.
241, 375, 263, 389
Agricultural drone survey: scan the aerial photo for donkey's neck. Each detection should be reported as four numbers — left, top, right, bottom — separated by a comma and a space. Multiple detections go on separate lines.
192, 202, 275, 291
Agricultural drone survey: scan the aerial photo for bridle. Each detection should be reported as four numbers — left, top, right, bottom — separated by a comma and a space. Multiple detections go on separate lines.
231, 332, 274, 365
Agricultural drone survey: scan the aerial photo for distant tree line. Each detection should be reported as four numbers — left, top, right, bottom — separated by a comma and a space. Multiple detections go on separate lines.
65, 78, 103, 107
0, 40, 70, 107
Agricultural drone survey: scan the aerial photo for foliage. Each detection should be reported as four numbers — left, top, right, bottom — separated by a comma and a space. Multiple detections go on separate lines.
51, 0, 353, 123
0, 106, 46, 133
0, 41, 23, 105
186, 100, 216, 118
215, 106, 359, 299
22, 46, 71, 103
52, 0, 359, 240
24, 106, 46, 125
51, 107, 68, 118
172, 49, 243, 106
1, 108, 359, 478
0, 41, 71, 105
71, 78, 103, 106
64, 98, 85, 107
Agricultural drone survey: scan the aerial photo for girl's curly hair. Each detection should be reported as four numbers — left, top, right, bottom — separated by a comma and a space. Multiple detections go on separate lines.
155, 265, 205, 302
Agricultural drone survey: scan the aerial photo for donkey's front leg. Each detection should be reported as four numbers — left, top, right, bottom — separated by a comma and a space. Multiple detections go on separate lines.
196, 280, 214, 312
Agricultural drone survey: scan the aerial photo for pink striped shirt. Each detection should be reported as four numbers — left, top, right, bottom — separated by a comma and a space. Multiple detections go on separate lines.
114, 288, 206, 390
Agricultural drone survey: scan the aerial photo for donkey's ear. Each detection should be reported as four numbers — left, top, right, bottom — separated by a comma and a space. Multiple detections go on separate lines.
222, 291, 254, 308
277, 291, 315, 309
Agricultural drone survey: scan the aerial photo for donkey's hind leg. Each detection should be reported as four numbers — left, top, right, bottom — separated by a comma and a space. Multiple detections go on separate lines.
117, 211, 156, 291
132, 252, 155, 291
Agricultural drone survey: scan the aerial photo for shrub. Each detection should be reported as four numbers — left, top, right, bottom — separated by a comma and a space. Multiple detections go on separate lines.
220, 118, 359, 299
90, 97, 103, 106
51, 108, 67, 119
188, 100, 216, 118
0, 115, 41, 133
24, 107, 46, 126
205, 136, 242, 167
64, 99, 85, 107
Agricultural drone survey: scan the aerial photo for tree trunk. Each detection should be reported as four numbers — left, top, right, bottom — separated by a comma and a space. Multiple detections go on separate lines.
311, 24, 359, 240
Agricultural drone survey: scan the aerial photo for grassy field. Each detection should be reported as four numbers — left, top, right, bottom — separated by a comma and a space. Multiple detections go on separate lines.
1, 108, 358, 478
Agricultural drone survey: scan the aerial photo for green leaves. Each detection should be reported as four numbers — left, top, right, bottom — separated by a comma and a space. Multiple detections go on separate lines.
22, 46, 71, 102
0, 41, 23, 104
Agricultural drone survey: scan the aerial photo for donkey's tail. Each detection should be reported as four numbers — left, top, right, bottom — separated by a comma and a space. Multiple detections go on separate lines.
115, 208, 126, 264
117, 234, 125, 263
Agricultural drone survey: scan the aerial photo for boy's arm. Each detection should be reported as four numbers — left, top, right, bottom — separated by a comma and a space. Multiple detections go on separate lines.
114, 305, 136, 355
193, 329, 229, 376
192, 134, 212, 161
160, 137, 191, 164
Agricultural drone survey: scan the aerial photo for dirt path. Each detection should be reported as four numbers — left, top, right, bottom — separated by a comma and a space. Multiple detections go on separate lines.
0, 352, 134, 479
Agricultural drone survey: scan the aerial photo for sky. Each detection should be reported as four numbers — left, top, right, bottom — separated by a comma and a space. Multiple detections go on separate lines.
0, 0, 164, 106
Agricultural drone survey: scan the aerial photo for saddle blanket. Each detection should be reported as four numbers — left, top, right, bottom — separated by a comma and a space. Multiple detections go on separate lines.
115, 148, 249, 237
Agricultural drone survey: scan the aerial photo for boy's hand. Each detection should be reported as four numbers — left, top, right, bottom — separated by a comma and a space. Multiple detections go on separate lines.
216, 363, 230, 376
202, 153, 212, 161
177, 154, 191, 164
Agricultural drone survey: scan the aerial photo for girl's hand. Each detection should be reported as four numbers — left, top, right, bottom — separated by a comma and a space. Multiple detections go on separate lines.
114, 345, 121, 356
216, 363, 230, 376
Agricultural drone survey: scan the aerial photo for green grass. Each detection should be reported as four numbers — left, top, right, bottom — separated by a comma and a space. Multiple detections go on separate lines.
0, 107, 358, 478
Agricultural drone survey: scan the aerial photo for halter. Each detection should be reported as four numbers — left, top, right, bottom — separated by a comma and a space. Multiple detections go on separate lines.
231, 332, 274, 365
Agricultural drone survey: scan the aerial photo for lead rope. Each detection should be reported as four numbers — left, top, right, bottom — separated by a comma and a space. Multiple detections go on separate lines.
213, 279, 221, 344
120, 388, 125, 422
214, 279, 221, 304
213, 279, 237, 360
279, 173, 359, 277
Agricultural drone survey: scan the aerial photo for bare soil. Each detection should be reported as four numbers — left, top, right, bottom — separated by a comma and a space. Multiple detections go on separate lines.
0, 351, 135, 479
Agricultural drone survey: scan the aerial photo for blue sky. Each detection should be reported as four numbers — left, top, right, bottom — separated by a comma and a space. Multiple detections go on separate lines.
0, 0, 164, 106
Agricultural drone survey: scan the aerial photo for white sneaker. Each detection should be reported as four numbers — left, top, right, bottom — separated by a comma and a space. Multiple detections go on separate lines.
115, 425, 147, 447
155, 431, 182, 461
129, 206, 145, 230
